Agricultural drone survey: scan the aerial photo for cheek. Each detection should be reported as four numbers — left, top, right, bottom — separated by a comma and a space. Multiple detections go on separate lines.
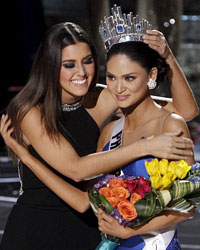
86, 63, 95, 77
106, 82, 115, 93
60, 68, 72, 83
129, 79, 148, 93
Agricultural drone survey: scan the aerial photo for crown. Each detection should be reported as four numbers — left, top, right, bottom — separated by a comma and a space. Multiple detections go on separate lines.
99, 5, 153, 51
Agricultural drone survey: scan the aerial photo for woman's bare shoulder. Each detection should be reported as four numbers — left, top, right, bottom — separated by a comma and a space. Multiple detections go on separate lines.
162, 112, 190, 138
97, 120, 116, 152
21, 106, 43, 130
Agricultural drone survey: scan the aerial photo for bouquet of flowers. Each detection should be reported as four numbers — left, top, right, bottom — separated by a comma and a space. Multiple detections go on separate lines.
88, 159, 200, 250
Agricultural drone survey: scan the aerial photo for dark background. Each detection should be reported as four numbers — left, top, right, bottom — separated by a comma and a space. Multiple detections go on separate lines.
0, 1, 200, 248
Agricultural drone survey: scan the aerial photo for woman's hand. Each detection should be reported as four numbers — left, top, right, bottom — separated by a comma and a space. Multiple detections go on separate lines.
98, 208, 195, 240
98, 208, 131, 239
142, 30, 173, 63
0, 114, 29, 160
146, 130, 194, 160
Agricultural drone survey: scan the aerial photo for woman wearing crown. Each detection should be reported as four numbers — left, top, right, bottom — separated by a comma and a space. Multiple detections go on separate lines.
96, 6, 196, 250
0, 5, 198, 250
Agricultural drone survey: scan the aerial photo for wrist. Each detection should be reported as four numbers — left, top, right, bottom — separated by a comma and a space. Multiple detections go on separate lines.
128, 139, 150, 162
123, 226, 136, 239
21, 152, 33, 167
138, 139, 151, 157
165, 53, 176, 65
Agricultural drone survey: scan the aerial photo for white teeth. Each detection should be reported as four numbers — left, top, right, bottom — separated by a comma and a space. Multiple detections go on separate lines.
72, 79, 86, 85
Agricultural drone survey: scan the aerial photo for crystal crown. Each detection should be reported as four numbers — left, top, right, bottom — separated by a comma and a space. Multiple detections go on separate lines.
99, 4, 153, 51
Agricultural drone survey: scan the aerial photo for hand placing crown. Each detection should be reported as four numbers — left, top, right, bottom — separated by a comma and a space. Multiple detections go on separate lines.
99, 4, 153, 51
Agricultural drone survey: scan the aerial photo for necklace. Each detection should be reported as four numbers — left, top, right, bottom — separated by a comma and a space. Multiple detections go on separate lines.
61, 99, 82, 112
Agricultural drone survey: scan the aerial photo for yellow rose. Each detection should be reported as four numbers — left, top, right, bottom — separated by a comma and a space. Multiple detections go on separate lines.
150, 172, 162, 190
145, 158, 159, 176
161, 172, 173, 189
168, 161, 176, 175
159, 159, 169, 175
175, 160, 191, 179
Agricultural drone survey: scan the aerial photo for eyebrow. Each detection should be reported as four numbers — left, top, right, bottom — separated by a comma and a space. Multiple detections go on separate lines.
106, 71, 137, 77
62, 54, 92, 63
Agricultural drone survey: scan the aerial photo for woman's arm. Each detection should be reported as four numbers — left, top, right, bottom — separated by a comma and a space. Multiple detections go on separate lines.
143, 30, 199, 121
24, 155, 90, 213
97, 208, 195, 239
0, 115, 90, 212
0, 114, 193, 182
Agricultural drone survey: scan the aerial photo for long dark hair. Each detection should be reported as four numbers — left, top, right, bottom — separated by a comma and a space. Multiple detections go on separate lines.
107, 41, 168, 83
7, 22, 99, 150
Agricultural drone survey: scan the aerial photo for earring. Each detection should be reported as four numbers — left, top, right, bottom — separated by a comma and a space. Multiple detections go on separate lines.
147, 78, 157, 90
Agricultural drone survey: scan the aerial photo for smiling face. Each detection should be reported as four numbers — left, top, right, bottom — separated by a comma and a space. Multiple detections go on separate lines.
106, 54, 157, 109
60, 42, 95, 103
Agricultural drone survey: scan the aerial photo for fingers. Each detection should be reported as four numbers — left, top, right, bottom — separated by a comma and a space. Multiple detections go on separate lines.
146, 30, 163, 36
160, 150, 192, 160
98, 208, 115, 233
164, 129, 182, 136
143, 30, 164, 42
142, 29, 169, 58
150, 132, 194, 160
173, 137, 194, 149
1, 114, 8, 134
1, 115, 11, 134
163, 137, 193, 160
98, 209, 126, 238
0, 114, 14, 146
163, 130, 193, 149
98, 208, 114, 224
0, 114, 28, 159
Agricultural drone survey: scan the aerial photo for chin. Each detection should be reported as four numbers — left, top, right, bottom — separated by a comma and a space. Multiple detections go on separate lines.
116, 101, 129, 109
76, 88, 89, 96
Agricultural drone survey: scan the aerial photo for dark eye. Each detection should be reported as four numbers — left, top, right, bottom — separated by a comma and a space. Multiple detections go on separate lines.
63, 63, 75, 68
125, 76, 135, 81
83, 57, 94, 64
106, 74, 115, 81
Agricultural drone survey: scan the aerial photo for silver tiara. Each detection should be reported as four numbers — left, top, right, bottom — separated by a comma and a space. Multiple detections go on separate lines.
99, 4, 153, 51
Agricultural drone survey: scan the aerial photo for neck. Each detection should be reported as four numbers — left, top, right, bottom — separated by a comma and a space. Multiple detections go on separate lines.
61, 96, 83, 105
122, 97, 159, 131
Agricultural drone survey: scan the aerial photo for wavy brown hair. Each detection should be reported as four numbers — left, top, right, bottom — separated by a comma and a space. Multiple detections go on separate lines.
7, 22, 99, 156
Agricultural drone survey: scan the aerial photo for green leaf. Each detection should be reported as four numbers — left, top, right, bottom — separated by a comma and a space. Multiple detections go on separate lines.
88, 188, 104, 217
185, 191, 200, 206
165, 198, 194, 213
99, 194, 113, 213
170, 180, 200, 200
134, 192, 160, 218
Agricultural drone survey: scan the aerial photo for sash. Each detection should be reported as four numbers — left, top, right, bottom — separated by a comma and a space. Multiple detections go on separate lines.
108, 117, 125, 176
109, 117, 125, 150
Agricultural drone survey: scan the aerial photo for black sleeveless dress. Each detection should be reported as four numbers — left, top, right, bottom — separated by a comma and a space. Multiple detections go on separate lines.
0, 106, 101, 250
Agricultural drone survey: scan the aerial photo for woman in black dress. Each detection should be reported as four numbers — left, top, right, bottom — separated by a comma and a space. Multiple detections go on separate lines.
0, 22, 197, 250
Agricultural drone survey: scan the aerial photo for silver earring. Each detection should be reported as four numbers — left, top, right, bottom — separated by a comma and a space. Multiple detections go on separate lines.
147, 78, 157, 90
